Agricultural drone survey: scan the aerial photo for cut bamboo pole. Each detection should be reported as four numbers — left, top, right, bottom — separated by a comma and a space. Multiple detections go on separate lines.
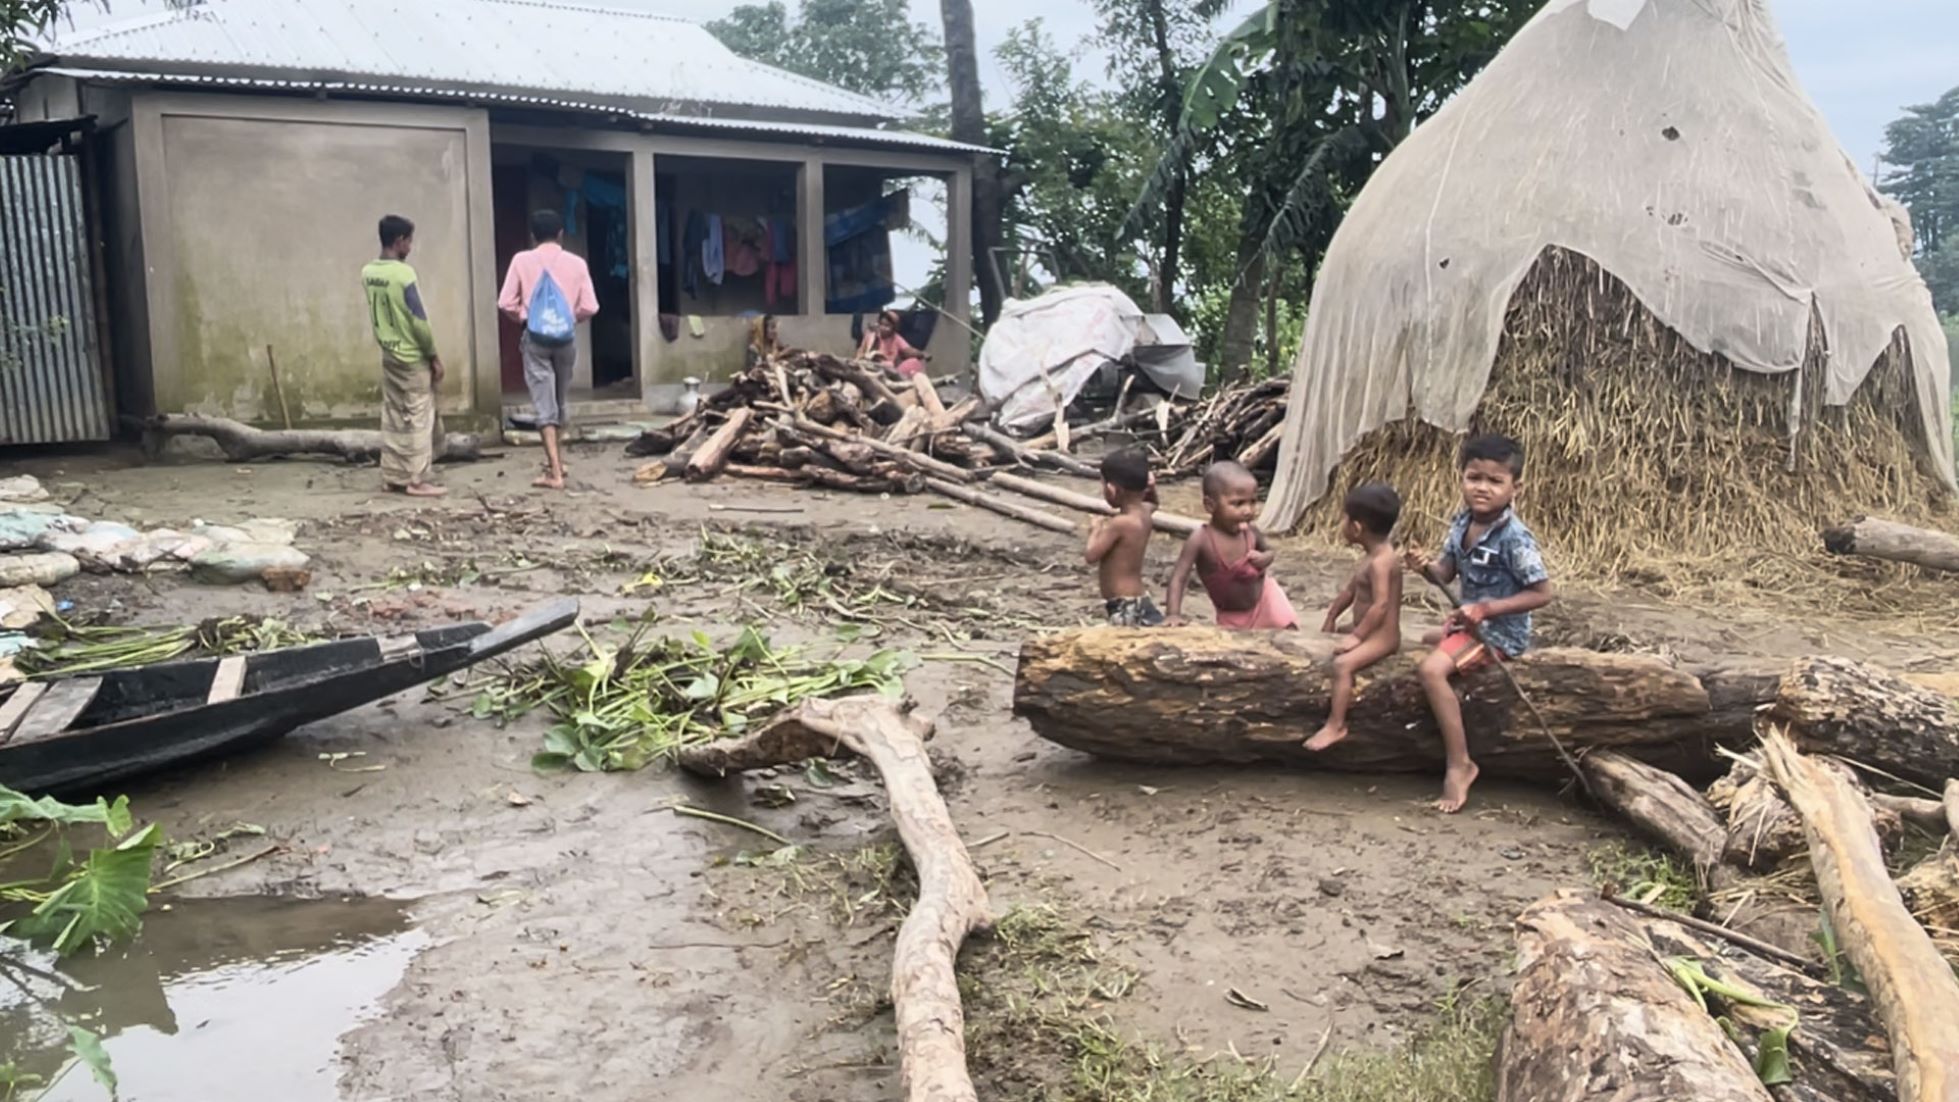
923, 477, 1077, 534
985, 471, 1200, 537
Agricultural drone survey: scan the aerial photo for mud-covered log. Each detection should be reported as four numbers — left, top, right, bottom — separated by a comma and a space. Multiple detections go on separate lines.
1015, 628, 1777, 780
1497, 892, 1773, 1102
1897, 852, 1959, 951
723, 463, 922, 495
137, 413, 481, 463
1823, 516, 1959, 574
1581, 752, 1730, 882
1761, 731, 1959, 1102
1710, 756, 1905, 870
1770, 657, 1959, 788
678, 697, 990, 1102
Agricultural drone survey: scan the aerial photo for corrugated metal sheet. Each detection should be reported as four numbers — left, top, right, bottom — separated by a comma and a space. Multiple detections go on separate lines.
40, 67, 997, 156
0, 155, 111, 445
38, 0, 897, 122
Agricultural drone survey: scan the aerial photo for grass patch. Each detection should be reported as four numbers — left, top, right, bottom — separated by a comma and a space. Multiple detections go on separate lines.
1587, 841, 1700, 912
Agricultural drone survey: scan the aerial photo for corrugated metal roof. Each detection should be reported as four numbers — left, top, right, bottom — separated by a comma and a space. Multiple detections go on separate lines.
36, 0, 898, 122
36, 67, 994, 156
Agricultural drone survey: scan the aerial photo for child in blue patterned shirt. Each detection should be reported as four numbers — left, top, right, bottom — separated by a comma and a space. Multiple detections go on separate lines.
1404, 434, 1553, 814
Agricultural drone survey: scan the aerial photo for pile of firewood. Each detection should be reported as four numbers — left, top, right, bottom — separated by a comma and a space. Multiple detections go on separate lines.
625, 351, 1206, 537
1154, 377, 1288, 476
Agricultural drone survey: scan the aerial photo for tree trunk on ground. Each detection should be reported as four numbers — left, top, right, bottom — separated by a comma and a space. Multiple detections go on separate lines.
1580, 751, 1731, 884
677, 696, 991, 1102
1768, 657, 1959, 788
138, 414, 481, 463
1708, 756, 1906, 871
1498, 893, 1775, 1102
940, 0, 1003, 326
1597, 893, 1900, 1102
1822, 516, 1959, 574
1013, 628, 1782, 780
1761, 731, 1959, 1102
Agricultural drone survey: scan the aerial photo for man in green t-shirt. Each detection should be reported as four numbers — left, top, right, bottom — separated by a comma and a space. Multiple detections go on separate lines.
362, 215, 447, 496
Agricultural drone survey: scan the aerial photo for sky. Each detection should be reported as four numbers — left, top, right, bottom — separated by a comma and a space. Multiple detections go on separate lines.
653, 0, 1956, 179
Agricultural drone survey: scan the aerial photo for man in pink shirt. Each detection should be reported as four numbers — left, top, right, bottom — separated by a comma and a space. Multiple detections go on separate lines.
498, 209, 599, 490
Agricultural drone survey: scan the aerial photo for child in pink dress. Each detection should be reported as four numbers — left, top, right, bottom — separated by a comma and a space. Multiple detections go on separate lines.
858, 309, 927, 378
1165, 461, 1299, 630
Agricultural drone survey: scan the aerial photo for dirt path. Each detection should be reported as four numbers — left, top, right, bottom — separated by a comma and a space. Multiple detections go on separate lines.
6, 441, 1951, 1101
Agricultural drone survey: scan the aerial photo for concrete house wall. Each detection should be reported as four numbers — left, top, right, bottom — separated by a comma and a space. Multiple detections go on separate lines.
13, 76, 976, 429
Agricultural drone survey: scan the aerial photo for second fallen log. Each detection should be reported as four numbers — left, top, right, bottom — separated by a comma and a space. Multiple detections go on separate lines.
1822, 516, 1959, 574
1014, 628, 1778, 779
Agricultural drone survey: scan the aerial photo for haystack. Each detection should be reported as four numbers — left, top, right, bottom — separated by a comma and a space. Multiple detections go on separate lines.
1259, 0, 1955, 591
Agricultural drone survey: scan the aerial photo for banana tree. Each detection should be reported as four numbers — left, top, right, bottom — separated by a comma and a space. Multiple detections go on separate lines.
1134, 0, 1535, 377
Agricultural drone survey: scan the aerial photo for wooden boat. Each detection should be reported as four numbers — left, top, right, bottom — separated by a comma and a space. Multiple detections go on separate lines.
0, 599, 578, 795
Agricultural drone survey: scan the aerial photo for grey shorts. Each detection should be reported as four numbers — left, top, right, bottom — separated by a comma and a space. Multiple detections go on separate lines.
520, 333, 577, 427
1105, 595, 1166, 627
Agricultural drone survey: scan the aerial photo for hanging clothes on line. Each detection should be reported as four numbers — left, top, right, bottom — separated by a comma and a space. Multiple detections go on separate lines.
682, 210, 707, 297
703, 213, 726, 286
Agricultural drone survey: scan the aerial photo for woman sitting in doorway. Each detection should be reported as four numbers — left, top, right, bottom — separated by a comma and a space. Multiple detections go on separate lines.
747, 314, 786, 369
858, 309, 928, 379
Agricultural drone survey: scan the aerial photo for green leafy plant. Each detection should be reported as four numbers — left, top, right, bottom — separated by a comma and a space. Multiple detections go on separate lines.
0, 784, 159, 956
18, 616, 320, 680
470, 622, 914, 773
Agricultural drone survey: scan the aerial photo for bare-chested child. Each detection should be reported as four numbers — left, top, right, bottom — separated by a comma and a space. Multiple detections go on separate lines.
1085, 448, 1164, 627
1165, 461, 1299, 630
1305, 483, 1403, 751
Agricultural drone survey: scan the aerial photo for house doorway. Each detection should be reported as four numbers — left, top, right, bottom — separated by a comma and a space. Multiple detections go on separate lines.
489, 147, 637, 411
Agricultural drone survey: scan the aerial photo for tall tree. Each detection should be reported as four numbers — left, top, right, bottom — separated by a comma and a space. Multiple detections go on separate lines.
1142, 0, 1533, 377
940, 0, 1005, 325
1879, 85, 1959, 315
708, 0, 943, 104
1092, 0, 1225, 314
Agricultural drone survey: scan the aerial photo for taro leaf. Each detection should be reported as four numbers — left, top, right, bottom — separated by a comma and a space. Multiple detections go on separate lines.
834, 622, 865, 644
471, 691, 497, 719
542, 727, 582, 758
805, 760, 841, 789
0, 784, 121, 829
684, 674, 722, 702
67, 1025, 117, 1096
531, 752, 573, 773
573, 748, 604, 773
13, 823, 160, 955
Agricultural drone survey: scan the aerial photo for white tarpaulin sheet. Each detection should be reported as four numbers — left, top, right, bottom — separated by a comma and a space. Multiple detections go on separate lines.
979, 284, 1201, 428
1260, 0, 1955, 530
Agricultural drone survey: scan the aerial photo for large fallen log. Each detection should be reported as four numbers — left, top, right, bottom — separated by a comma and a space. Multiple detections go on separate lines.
1761, 731, 1959, 1102
1768, 657, 1959, 788
1498, 892, 1774, 1102
1822, 516, 1959, 574
1014, 628, 1780, 780
137, 414, 482, 463
684, 408, 753, 482
678, 696, 990, 1102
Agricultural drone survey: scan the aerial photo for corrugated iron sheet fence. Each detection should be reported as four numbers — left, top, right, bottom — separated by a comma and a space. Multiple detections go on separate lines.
0, 154, 111, 444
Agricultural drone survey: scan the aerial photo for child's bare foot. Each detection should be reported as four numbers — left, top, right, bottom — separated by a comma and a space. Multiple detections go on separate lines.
402, 482, 447, 498
1436, 761, 1480, 814
1304, 722, 1347, 752
532, 474, 565, 490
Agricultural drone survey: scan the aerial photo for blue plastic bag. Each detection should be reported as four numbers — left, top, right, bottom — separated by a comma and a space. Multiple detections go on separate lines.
526, 270, 576, 346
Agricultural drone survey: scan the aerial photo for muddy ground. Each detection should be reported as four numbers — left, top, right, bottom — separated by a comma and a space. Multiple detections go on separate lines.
4, 440, 1951, 1101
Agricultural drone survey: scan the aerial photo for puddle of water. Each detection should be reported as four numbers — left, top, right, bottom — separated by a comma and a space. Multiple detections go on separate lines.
0, 895, 425, 1102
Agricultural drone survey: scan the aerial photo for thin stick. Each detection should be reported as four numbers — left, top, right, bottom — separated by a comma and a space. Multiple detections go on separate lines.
1022, 829, 1122, 871
1603, 892, 1828, 977
668, 803, 792, 846
151, 843, 284, 892
970, 830, 1011, 849
1414, 564, 1590, 795
708, 504, 806, 515
265, 344, 293, 430
919, 652, 1017, 678
1289, 1023, 1335, 1090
